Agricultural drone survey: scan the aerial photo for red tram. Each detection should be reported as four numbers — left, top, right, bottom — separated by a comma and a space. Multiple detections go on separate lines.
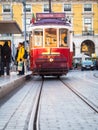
29, 13, 73, 77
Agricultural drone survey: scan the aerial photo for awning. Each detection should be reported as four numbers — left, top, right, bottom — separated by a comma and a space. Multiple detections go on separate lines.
0, 20, 22, 34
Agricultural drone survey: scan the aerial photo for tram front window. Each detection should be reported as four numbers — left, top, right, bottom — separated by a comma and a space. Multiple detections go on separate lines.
59, 29, 67, 47
34, 30, 43, 47
45, 28, 57, 47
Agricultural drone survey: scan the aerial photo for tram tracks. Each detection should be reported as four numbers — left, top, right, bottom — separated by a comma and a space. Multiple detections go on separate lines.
28, 78, 44, 130
0, 76, 98, 130
29, 77, 98, 130
0, 77, 44, 130
60, 79, 98, 114
37, 78, 98, 130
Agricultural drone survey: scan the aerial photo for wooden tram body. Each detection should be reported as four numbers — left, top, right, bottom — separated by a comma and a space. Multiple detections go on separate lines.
29, 13, 73, 77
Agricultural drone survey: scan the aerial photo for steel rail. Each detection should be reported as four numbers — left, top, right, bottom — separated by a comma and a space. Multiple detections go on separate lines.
28, 78, 44, 130
60, 79, 98, 114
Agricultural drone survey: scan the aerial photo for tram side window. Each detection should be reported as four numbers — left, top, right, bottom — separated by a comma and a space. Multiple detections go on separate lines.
59, 29, 68, 47
34, 31, 43, 47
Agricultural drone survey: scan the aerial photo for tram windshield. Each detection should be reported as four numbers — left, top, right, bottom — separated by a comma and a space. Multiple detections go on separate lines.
45, 28, 57, 47
30, 27, 68, 48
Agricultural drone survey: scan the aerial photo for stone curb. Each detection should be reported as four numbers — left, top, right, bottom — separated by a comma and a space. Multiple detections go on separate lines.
0, 74, 32, 99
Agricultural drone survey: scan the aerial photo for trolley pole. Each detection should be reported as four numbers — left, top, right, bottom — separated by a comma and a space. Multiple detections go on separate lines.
49, 0, 52, 13
22, 0, 26, 47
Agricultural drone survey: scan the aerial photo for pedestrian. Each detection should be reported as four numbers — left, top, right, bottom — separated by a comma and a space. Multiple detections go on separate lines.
15, 46, 19, 71
0, 44, 2, 76
23, 49, 28, 73
1, 41, 11, 76
16, 42, 25, 75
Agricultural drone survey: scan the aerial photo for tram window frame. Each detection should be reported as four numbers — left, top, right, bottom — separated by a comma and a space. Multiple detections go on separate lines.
59, 29, 68, 47
33, 30, 43, 48
45, 28, 57, 48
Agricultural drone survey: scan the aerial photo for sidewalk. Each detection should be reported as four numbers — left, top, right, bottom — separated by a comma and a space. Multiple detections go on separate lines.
0, 71, 32, 99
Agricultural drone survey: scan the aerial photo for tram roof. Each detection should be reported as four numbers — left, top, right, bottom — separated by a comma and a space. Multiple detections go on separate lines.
35, 18, 70, 26
0, 20, 22, 34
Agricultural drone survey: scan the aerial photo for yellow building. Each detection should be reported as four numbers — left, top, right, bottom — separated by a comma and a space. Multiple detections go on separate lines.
0, 0, 98, 57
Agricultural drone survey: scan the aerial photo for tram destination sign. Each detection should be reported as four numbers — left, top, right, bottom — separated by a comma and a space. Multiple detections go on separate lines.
36, 13, 65, 20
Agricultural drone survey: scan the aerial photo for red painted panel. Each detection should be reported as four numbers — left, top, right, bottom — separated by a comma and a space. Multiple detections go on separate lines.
30, 47, 72, 71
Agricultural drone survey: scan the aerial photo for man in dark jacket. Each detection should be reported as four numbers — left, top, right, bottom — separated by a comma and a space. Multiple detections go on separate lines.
1, 41, 11, 76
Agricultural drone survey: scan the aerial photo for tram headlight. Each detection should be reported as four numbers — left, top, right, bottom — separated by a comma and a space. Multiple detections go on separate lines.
49, 58, 54, 62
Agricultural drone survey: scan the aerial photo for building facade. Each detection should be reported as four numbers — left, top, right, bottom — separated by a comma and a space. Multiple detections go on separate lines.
0, 0, 98, 57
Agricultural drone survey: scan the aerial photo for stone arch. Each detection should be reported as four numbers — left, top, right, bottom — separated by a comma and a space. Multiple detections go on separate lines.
81, 40, 95, 56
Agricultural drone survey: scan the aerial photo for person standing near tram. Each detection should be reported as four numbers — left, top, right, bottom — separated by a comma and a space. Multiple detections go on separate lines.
16, 42, 25, 75
1, 41, 11, 76
0, 44, 2, 76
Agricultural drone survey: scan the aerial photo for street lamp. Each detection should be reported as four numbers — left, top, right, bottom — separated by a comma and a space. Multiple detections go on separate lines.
22, 0, 27, 48
11, 0, 15, 58
12, 0, 27, 47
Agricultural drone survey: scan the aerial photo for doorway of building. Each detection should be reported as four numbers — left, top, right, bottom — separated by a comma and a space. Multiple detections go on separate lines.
81, 40, 95, 56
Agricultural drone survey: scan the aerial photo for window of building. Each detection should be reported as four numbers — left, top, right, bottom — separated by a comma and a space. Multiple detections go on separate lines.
84, 18, 92, 31
44, 4, 49, 12
26, 4, 32, 13
84, 4, 92, 12
3, 4, 11, 13
64, 4, 71, 12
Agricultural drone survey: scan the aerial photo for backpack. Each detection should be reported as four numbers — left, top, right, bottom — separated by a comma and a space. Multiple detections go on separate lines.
23, 50, 28, 59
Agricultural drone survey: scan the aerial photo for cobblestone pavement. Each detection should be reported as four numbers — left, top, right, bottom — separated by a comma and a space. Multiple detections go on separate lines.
39, 78, 98, 130
0, 78, 41, 130
64, 70, 98, 107
0, 71, 98, 130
